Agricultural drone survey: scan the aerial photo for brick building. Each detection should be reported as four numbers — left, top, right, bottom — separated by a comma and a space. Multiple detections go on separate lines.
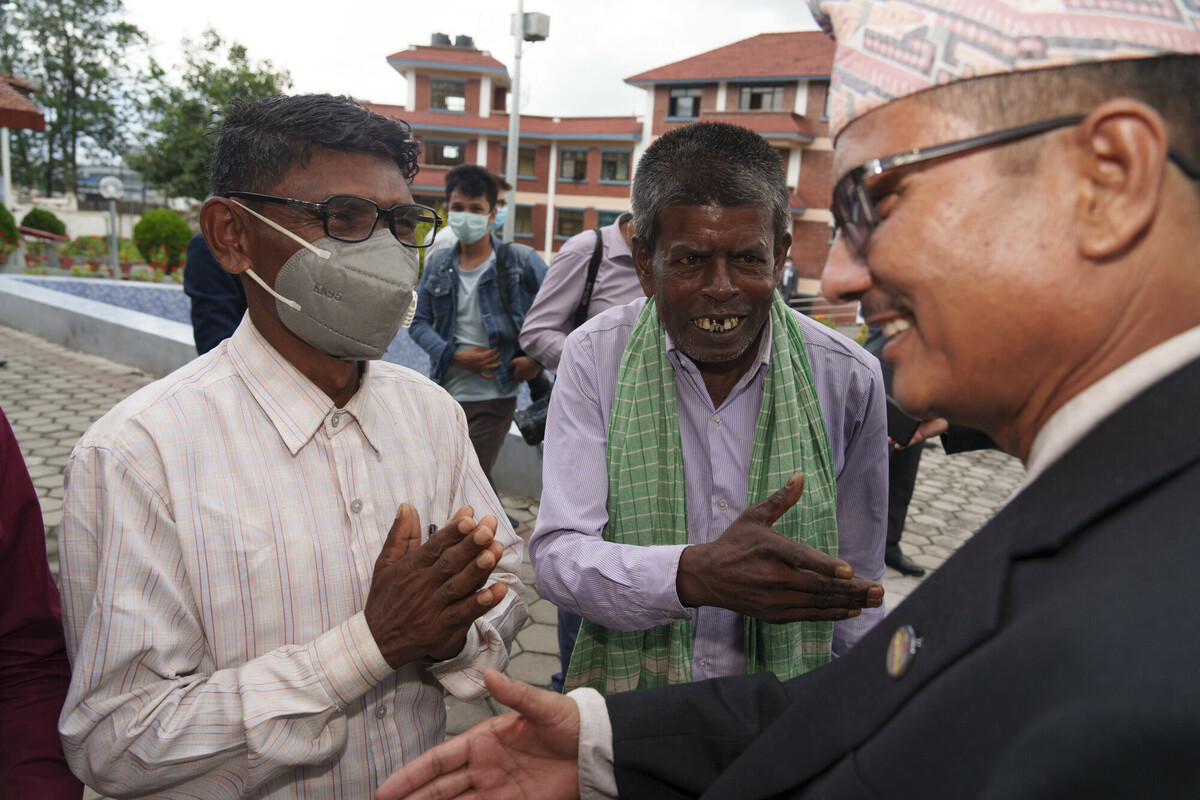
366, 30, 837, 284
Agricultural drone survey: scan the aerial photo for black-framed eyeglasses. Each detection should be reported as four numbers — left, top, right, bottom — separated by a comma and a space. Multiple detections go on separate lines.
831, 115, 1200, 257
225, 191, 443, 249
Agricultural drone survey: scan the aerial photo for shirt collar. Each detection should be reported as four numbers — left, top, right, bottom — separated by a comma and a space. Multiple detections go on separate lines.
1023, 324, 1200, 486
227, 318, 383, 456
604, 213, 634, 262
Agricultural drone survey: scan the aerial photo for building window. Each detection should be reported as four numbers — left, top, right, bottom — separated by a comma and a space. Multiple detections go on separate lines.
430, 79, 467, 112
559, 149, 588, 181
739, 84, 784, 111
599, 151, 630, 182
597, 210, 622, 228
556, 208, 585, 238
514, 205, 533, 237
425, 140, 465, 167
668, 86, 702, 118
501, 145, 537, 178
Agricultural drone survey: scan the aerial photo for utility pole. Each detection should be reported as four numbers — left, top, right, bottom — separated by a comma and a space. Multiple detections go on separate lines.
501, 3, 549, 243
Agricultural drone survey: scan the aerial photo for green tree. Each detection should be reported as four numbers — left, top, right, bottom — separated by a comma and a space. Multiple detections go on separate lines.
129, 29, 291, 201
1, 0, 147, 194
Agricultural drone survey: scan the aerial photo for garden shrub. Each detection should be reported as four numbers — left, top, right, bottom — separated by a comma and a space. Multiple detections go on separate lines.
73, 235, 110, 262
20, 207, 67, 237
0, 205, 17, 255
133, 209, 191, 269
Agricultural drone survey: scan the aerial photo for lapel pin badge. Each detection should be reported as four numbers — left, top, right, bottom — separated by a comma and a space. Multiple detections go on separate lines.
887, 624, 923, 678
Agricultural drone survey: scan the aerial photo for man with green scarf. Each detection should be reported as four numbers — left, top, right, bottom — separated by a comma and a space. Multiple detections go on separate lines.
528, 121, 887, 695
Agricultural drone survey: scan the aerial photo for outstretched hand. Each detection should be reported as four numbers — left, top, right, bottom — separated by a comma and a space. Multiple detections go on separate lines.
375, 669, 581, 800
676, 474, 883, 623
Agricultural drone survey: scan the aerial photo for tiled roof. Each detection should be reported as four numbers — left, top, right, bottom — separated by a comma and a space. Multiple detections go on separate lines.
694, 111, 815, 141
625, 31, 834, 84
0, 73, 44, 131
387, 45, 509, 80
365, 103, 641, 142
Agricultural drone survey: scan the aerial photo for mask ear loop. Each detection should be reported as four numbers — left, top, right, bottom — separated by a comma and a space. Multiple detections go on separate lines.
227, 196, 333, 313
243, 268, 302, 312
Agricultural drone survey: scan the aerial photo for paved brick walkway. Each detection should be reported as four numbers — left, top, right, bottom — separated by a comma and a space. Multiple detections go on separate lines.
1, 322, 1026, 755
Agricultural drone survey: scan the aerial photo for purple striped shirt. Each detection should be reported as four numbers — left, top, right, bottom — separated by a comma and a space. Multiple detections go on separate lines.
530, 298, 887, 679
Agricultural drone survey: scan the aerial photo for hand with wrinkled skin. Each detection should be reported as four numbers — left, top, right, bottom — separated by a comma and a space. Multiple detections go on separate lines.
374, 669, 580, 800
453, 346, 502, 378
364, 504, 509, 668
676, 474, 884, 623
509, 356, 541, 384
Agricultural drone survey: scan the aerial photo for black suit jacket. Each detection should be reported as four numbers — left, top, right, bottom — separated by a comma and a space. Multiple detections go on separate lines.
609, 356, 1200, 799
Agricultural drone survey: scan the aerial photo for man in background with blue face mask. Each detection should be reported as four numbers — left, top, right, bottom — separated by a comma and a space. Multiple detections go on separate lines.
56, 94, 528, 799
411, 165, 547, 490
424, 176, 509, 255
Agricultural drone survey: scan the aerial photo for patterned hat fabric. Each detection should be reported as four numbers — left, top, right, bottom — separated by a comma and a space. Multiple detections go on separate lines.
809, 0, 1200, 140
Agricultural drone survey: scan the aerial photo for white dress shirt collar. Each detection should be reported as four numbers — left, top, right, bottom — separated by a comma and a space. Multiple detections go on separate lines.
1024, 325, 1200, 486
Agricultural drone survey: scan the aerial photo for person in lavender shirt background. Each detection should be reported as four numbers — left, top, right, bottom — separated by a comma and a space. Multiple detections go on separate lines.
519, 211, 644, 375
528, 121, 887, 693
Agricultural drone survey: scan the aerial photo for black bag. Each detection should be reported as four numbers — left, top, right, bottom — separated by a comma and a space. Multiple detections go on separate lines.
503, 230, 604, 445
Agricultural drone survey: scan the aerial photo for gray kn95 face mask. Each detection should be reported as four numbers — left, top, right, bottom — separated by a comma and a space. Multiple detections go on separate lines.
232, 198, 419, 361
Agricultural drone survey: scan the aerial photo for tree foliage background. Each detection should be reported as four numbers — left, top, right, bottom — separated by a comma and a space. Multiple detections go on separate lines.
129, 29, 291, 200
0, 0, 147, 194
0, 2, 290, 201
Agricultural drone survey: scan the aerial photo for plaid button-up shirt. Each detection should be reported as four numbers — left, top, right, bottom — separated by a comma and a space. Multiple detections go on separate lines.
59, 318, 527, 799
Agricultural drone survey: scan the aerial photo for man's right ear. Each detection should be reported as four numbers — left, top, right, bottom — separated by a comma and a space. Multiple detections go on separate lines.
199, 197, 252, 275
631, 234, 656, 298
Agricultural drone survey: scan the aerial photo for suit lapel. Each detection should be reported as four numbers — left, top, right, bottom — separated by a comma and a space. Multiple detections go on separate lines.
703, 356, 1200, 799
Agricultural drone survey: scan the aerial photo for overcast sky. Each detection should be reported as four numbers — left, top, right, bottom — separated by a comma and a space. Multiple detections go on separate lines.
122, 0, 820, 118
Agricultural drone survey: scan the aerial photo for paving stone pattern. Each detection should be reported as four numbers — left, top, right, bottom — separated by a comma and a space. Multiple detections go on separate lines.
0, 321, 1025, 759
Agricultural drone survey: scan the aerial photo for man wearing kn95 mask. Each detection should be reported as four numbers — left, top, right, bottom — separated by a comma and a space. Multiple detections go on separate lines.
410, 164, 548, 489
56, 94, 528, 800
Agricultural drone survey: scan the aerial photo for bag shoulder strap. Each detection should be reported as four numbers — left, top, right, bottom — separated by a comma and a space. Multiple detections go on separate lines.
571, 228, 604, 330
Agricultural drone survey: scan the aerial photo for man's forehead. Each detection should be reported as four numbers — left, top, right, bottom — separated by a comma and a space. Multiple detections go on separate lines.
655, 204, 774, 240
275, 147, 408, 200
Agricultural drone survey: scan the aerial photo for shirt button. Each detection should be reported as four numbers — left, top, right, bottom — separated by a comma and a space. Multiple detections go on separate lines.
714, 415, 722, 427
331, 413, 341, 428
698, 658, 708, 670
718, 499, 728, 511
350, 498, 364, 513
375, 704, 388, 719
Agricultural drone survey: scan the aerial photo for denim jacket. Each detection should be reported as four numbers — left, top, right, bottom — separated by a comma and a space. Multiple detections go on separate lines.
410, 233, 548, 394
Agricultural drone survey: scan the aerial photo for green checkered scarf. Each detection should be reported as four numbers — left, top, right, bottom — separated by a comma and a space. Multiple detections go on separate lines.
564, 293, 838, 694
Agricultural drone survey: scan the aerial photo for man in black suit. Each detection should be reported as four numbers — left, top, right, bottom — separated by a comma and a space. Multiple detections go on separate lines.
375, 1, 1200, 797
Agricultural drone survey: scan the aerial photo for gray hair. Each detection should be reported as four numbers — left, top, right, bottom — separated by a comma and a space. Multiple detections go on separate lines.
630, 122, 791, 255
210, 94, 421, 197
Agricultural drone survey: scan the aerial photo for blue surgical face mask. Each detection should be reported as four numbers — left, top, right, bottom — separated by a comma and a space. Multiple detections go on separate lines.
491, 207, 508, 231
448, 211, 491, 245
